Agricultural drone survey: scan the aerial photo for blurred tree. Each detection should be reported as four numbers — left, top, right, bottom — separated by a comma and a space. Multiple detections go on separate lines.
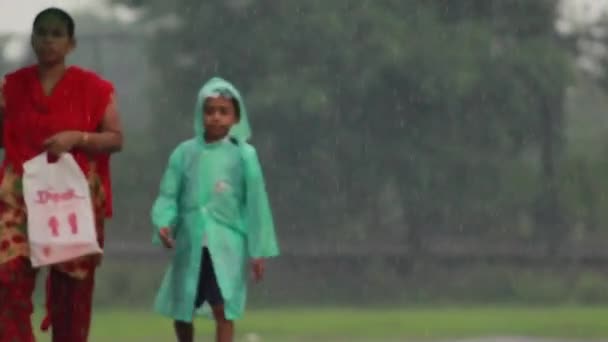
113, 0, 571, 256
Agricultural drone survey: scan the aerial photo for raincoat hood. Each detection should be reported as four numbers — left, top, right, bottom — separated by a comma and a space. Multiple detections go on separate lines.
194, 77, 252, 143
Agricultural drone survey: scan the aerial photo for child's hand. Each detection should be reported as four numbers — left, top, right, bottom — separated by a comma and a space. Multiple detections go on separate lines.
159, 228, 175, 249
251, 259, 265, 283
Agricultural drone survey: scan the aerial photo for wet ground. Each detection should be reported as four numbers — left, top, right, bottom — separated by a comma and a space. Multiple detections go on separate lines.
237, 337, 608, 342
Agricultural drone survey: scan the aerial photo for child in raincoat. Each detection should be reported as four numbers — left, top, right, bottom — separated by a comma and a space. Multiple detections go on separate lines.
151, 77, 279, 342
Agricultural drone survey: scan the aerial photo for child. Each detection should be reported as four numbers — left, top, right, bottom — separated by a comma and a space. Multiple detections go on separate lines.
151, 77, 279, 342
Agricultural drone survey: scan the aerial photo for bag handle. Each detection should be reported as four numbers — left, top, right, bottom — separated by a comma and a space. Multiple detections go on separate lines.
23, 152, 82, 175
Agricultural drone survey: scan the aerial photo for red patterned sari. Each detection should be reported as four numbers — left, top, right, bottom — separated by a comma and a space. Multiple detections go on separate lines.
0, 65, 115, 342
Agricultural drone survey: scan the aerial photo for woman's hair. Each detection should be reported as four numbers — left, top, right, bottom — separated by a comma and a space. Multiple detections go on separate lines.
33, 8, 75, 38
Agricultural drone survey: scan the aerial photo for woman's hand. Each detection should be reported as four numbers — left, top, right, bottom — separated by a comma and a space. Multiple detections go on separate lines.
43, 131, 82, 156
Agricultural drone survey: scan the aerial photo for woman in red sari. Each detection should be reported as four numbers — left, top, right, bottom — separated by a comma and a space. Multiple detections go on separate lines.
0, 8, 123, 342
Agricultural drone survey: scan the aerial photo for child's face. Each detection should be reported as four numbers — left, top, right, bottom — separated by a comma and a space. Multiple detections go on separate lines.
203, 96, 239, 141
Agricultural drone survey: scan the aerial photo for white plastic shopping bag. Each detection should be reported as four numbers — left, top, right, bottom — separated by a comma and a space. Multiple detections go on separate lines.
22, 152, 102, 267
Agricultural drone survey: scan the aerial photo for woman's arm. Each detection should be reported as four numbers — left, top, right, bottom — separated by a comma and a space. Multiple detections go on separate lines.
75, 93, 123, 154
0, 77, 5, 148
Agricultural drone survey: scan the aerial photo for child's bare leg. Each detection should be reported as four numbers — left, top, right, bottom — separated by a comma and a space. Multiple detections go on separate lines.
174, 320, 194, 342
212, 305, 234, 342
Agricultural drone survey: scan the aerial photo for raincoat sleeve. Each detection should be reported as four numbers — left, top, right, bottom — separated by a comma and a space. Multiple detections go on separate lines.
151, 145, 184, 245
242, 144, 280, 259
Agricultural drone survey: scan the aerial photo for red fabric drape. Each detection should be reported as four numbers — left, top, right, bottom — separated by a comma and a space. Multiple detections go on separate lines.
2, 65, 114, 217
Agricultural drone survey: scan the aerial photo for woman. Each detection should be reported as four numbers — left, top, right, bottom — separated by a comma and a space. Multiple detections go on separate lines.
0, 7, 123, 342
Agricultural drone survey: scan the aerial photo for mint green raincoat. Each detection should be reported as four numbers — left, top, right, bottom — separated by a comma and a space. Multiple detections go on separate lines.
151, 77, 279, 322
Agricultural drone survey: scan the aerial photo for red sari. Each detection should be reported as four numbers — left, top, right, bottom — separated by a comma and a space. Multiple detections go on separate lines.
0, 65, 115, 342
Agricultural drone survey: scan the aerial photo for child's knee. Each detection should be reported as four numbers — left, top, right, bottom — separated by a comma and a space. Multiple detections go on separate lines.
211, 305, 229, 322
174, 320, 193, 328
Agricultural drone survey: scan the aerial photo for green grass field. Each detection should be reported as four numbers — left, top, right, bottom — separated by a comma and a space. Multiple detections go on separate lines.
32, 306, 608, 342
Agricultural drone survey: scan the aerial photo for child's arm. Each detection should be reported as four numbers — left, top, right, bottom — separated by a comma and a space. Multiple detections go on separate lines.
242, 144, 280, 259
151, 145, 184, 246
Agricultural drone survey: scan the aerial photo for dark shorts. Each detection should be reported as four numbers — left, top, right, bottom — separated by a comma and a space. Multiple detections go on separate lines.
194, 248, 223, 308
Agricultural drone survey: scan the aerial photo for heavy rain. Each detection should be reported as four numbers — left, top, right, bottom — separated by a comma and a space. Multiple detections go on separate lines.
1, 0, 608, 341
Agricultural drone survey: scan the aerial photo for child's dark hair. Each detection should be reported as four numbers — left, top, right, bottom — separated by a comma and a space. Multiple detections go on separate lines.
33, 8, 75, 38
231, 98, 241, 119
